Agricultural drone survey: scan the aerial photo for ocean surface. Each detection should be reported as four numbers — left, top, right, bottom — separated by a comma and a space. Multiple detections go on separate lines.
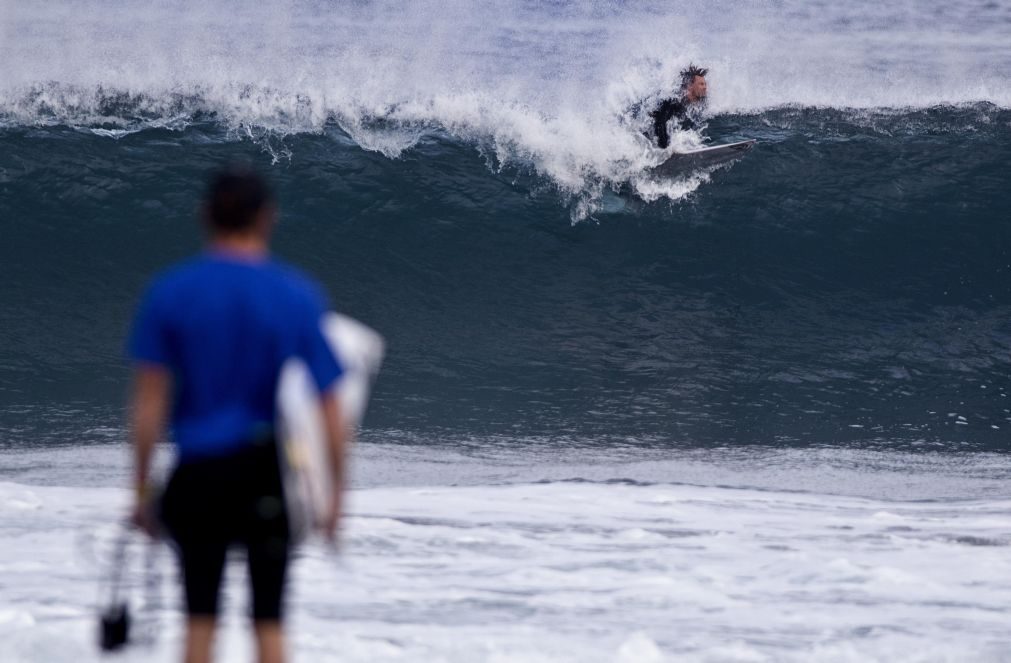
2, 1, 1011, 661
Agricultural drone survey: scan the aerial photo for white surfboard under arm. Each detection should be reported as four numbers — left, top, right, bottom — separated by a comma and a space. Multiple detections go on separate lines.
276, 312, 385, 543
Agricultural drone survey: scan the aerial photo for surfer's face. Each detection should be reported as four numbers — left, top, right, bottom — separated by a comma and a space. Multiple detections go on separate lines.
685, 75, 707, 103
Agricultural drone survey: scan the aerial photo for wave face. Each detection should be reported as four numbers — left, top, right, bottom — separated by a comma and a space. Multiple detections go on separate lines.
2, 104, 1009, 451
1, 1, 1010, 452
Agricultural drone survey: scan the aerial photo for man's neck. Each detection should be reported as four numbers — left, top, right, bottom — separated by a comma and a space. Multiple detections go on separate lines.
208, 233, 269, 259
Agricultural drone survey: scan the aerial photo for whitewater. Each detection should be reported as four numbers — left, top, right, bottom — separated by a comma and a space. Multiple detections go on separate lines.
2, 0, 1009, 216
4, 444, 1011, 662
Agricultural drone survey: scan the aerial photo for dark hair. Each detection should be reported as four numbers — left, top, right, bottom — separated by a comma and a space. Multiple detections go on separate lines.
205, 165, 274, 232
679, 64, 708, 91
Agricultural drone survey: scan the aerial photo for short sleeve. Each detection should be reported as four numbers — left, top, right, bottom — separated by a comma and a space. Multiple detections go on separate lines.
300, 289, 344, 394
128, 282, 173, 367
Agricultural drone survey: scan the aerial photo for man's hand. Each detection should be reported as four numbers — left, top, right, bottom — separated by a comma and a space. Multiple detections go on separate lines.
131, 488, 159, 538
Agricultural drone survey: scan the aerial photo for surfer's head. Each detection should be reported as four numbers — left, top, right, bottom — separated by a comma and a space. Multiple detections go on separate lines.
679, 64, 708, 103
204, 165, 276, 238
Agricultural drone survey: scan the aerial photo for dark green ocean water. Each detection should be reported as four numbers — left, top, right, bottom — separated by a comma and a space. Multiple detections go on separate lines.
2, 105, 1009, 451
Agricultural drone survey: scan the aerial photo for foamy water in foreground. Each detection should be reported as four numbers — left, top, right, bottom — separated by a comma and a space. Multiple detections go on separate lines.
2, 444, 1010, 662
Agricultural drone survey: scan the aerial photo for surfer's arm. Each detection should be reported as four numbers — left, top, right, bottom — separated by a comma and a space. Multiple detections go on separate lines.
321, 394, 348, 540
129, 363, 171, 531
650, 100, 675, 149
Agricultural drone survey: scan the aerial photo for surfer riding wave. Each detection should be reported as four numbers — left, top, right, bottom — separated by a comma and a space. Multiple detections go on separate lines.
648, 64, 709, 149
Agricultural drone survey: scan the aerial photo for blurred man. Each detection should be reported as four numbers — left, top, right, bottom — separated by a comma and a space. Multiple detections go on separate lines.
128, 166, 347, 663
650, 64, 709, 148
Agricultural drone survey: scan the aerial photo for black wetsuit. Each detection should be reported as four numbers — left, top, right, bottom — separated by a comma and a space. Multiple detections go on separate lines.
160, 434, 290, 620
649, 98, 696, 148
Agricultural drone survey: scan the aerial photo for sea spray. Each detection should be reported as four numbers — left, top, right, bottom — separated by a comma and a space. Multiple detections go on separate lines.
2, 0, 1008, 214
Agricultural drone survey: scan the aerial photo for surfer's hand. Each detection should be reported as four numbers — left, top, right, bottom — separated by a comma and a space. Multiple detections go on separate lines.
130, 480, 159, 537
130, 499, 158, 538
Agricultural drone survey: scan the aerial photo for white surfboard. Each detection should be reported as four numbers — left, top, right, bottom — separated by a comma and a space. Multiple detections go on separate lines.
652, 139, 756, 175
276, 312, 385, 543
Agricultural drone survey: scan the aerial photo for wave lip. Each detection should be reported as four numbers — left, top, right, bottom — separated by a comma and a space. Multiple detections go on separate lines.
3, 83, 1006, 219
3, 0, 1010, 218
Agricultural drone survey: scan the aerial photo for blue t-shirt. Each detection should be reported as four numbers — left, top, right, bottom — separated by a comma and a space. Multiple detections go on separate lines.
129, 251, 343, 462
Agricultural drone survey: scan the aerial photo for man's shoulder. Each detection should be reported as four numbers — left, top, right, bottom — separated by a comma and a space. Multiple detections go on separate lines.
262, 259, 330, 313
267, 259, 323, 292
650, 98, 672, 115
651, 97, 684, 117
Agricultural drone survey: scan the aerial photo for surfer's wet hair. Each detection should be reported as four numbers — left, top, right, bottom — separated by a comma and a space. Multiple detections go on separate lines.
205, 165, 275, 232
679, 64, 708, 90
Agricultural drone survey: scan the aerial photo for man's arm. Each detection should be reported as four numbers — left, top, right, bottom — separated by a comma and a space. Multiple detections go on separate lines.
130, 364, 171, 533
320, 395, 349, 541
651, 100, 675, 149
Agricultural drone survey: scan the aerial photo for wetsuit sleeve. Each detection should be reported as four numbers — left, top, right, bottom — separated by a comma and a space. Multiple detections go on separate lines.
299, 289, 344, 395
650, 100, 676, 149
128, 282, 174, 368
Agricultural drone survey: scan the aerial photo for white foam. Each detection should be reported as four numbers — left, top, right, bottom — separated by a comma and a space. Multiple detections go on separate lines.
2, 443, 1011, 661
2, 1, 1008, 216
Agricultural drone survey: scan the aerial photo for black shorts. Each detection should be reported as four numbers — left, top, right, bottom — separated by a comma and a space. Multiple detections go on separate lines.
159, 436, 290, 621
